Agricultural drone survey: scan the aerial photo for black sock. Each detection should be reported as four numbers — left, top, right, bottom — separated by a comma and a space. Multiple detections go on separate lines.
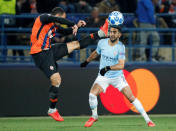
50, 101, 57, 109
49, 86, 59, 109
79, 32, 100, 49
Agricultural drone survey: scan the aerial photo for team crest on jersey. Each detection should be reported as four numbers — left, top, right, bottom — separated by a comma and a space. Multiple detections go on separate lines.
113, 51, 118, 56
50, 66, 54, 70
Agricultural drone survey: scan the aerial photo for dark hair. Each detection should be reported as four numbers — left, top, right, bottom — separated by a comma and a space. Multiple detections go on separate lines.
51, 7, 65, 15
110, 25, 122, 33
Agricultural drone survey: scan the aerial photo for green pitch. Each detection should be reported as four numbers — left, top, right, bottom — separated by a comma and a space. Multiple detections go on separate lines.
0, 115, 176, 131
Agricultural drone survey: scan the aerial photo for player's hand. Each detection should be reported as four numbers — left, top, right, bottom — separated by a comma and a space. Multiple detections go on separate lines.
72, 24, 78, 36
77, 20, 86, 28
100, 66, 111, 76
80, 60, 89, 68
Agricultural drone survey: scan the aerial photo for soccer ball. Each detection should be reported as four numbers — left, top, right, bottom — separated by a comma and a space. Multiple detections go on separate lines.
108, 11, 124, 25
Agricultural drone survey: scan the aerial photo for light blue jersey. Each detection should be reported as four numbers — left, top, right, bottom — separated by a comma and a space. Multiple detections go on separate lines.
96, 38, 125, 78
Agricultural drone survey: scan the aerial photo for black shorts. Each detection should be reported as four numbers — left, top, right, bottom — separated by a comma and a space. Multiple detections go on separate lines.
32, 43, 68, 78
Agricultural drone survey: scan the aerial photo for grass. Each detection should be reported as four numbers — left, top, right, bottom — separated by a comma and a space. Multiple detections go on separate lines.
0, 115, 176, 131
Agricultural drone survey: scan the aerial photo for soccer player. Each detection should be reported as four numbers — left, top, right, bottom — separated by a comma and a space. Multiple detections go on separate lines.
30, 7, 108, 122
80, 25, 156, 127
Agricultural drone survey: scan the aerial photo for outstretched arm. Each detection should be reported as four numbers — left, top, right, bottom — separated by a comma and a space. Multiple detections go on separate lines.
72, 20, 86, 36
87, 50, 99, 62
80, 50, 99, 67
57, 26, 73, 35
57, 20, 86, 36
40, 14, 75, 26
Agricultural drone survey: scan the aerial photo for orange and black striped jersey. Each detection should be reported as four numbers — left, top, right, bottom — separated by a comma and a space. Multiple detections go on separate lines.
30, 14, 75, 54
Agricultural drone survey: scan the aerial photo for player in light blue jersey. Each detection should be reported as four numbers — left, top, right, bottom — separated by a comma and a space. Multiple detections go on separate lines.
80, 25, 155, 128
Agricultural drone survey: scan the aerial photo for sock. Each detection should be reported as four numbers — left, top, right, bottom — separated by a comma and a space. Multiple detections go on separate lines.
89, 93, 98, 119
79, 32, 100, 49
48, 108, 57, 113
49, 86, 59, 109
132, 98, 151, 123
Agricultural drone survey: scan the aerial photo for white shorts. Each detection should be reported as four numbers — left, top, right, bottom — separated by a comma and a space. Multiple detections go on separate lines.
93, 75, 129, 92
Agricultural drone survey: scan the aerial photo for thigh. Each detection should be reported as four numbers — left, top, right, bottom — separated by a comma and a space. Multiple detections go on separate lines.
66, 41, 80, 53
139, 31, 148, 44
32, 50, 58, 78
90, 83, 104, 96
92, 76, 109, 93
139, 24, 147, 44
111, 75, 129, 92
111, 76, 135, 102
52, 43, 69, 61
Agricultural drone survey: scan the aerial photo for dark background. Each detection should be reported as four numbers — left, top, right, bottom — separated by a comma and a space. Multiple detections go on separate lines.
0, 63, 176, 117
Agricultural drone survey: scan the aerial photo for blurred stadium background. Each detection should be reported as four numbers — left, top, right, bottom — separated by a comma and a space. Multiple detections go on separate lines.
0, 0, 176, 130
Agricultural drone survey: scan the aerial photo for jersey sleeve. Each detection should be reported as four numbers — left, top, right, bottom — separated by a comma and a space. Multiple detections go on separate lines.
118, 44, 125, 60
40, 14, 75, 26
57, 26, 73, 35
96, 40, 101, 54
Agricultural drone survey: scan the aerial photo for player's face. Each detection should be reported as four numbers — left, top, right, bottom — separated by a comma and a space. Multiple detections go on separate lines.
61, 13, 66, 18
109, 27, 121, 43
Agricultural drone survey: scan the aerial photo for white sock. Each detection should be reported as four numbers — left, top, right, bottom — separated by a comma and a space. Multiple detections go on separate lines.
48, 108, 57, 114
89, 93, 98, 119
132, 98, 151, 123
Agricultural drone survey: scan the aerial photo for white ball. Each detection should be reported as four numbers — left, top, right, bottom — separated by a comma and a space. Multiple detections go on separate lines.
108, 11, 124, 25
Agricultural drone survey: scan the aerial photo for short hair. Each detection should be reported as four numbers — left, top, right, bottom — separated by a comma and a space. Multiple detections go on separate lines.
92, 7, 99, 12
110, 25, 122, 33
51, 7, 65, 15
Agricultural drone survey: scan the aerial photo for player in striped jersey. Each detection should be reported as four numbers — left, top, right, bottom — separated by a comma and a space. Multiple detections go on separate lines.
30, 7, 109, 122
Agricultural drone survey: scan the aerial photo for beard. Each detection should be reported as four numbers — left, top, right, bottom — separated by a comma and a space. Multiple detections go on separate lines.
110, 38, 118, 43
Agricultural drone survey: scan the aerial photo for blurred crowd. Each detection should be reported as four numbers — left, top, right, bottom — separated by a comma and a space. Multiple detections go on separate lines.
0, 0, 176, 62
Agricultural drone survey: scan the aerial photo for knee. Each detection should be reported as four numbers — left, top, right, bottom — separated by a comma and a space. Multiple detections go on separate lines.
90, 84, 103, 96
50, 73, 61, 87
121, 87, 136, 103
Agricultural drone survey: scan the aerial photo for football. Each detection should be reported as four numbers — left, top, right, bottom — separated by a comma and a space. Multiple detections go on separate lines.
108, 11, 124, 25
